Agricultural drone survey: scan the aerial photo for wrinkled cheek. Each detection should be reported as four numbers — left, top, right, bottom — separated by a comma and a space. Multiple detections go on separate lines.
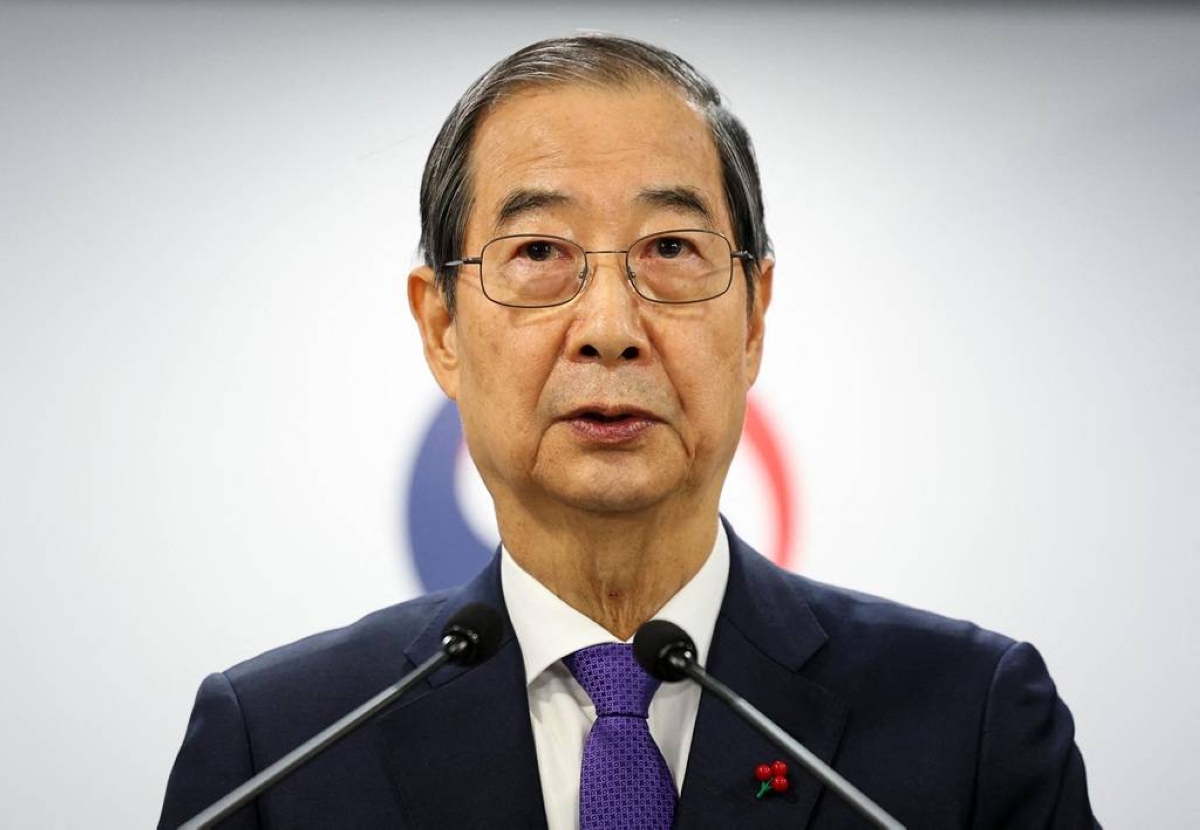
460, 357, 545, 474
683, 364, 748, 462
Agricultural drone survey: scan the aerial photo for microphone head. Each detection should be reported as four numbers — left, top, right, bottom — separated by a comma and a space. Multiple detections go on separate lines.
633, 619, 696, 683
441, 603, 504, 666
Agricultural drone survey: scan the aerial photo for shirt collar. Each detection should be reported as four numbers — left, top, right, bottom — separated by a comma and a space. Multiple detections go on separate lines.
501, 521, 730, 686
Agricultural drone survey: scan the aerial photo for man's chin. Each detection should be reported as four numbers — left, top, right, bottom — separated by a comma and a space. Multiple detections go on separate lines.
559, 490, 670, 515
536, 471, 683, 516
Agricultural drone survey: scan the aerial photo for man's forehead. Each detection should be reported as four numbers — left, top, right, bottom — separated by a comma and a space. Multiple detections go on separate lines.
490, 186, 719, 233
466, 83, 727, 234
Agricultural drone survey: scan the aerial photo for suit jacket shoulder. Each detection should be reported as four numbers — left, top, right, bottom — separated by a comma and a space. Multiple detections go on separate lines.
692, 526, 1098, 829
791, 571, 1016, 698
224, 590, 452, 712
158, 592, 450, 829
158, 559, 547, 830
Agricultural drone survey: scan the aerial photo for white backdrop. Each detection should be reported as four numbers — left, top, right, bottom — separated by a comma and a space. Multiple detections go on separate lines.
2, 2, 1197, 827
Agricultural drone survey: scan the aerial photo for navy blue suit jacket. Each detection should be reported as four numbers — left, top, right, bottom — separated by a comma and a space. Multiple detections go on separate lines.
159, 525, 1097, 828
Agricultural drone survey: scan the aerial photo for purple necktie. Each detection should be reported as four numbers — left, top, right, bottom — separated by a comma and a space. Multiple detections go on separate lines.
563, 643, 677, 830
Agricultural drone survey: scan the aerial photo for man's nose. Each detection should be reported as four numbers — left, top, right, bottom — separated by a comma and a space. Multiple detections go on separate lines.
567, 253, 649, 365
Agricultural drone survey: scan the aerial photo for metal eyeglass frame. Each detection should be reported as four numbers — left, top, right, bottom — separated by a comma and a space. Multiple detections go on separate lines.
445, 228, 755, 309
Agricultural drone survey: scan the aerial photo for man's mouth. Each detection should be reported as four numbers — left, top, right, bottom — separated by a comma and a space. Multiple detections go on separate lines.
563, 407, 657, 443
579, 411, 634, 423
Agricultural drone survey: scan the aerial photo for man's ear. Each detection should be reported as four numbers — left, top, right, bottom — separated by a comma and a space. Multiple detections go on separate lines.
408, 265, 459, 399
745, 258, 773, 388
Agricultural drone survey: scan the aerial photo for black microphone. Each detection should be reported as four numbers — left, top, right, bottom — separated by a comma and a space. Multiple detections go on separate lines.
633, 619, 906, 830
178, 603, 504, 830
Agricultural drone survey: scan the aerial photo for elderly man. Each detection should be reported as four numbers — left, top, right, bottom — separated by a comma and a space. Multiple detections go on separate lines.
160, 36, 1097, 829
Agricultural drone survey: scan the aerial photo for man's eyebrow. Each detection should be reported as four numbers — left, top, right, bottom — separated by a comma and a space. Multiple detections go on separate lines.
636, 187, 717, 225
494, 188, 572, 230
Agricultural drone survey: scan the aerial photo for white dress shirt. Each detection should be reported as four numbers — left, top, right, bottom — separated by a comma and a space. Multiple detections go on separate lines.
500, 522, 730, 830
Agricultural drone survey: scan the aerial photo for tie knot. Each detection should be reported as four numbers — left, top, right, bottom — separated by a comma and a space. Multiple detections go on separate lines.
563, 643, 661, 718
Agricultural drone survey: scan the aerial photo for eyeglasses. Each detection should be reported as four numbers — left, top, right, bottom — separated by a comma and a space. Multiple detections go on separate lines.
446, 229, 754, 309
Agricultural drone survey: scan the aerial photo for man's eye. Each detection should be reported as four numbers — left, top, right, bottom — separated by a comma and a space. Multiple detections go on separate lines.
521, 240, 557, 261
652, 237, 688, 258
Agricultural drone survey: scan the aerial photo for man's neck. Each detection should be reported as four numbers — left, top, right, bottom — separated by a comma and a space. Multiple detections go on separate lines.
497, 506, 719, 641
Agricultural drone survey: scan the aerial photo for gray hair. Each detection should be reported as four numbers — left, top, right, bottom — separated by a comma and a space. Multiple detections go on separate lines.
419, 34, 772, 315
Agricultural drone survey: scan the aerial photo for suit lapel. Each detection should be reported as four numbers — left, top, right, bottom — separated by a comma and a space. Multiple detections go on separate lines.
675, 524, 849, 829
374, 554, 548, 829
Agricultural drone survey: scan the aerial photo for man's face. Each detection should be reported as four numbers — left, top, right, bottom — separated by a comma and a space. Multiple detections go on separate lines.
411, 81, 771, 526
